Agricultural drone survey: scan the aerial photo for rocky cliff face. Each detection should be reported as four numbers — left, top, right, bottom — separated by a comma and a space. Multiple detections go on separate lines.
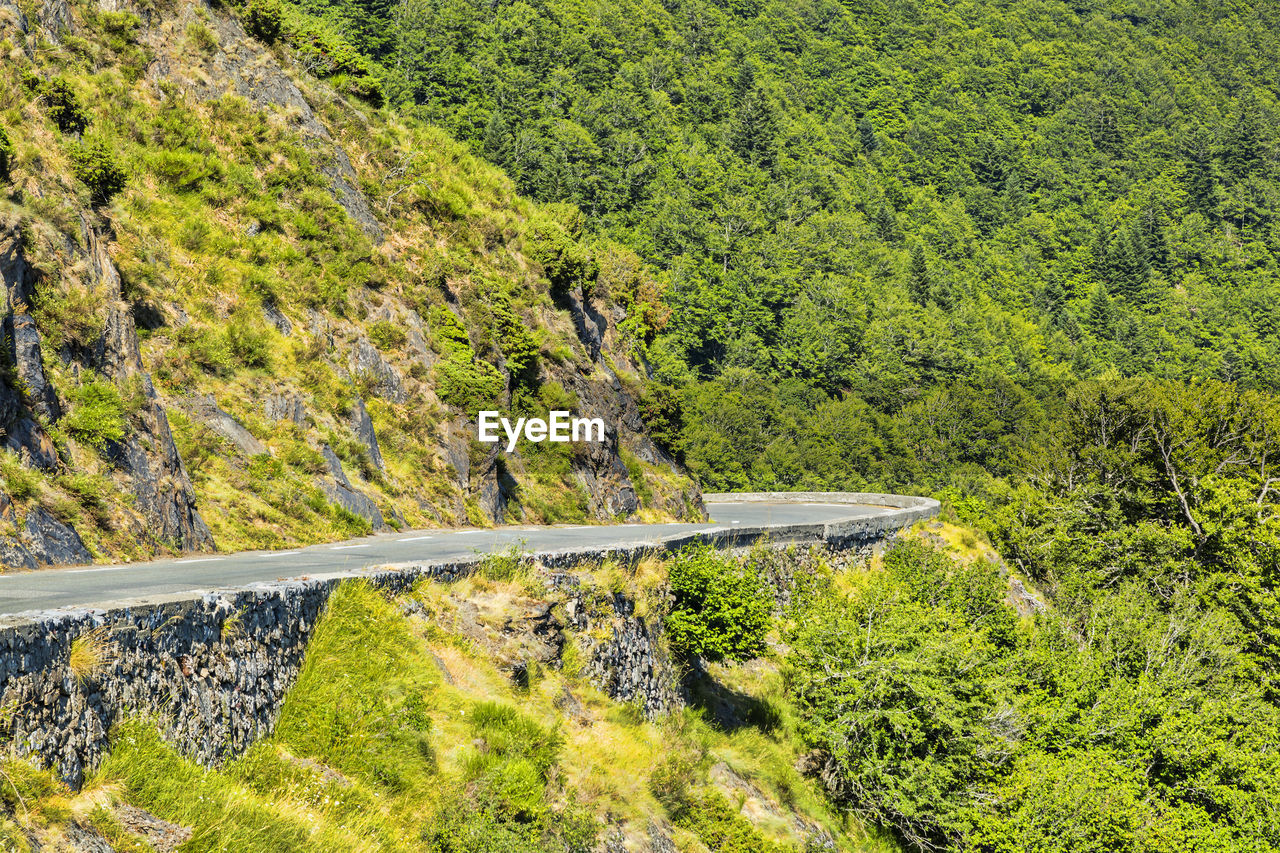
0, 0, 700, 569
0, 212, 214, 564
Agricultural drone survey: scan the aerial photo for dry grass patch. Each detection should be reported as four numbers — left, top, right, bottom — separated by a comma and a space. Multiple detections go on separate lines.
69, 627, 115, 684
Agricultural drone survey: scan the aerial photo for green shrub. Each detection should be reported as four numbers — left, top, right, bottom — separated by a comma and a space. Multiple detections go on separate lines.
434, 357, 504, 417
523, 217, 594, 293
241, 0, 282, 43
186, 20, 218, 53
288, 24, 386, 106
43, 78, 90, 135
56, 472, 114, 524
0, 125, 13, 182
63, 378, 127, 449
666, 544, 772, 662
463, 702, 564, 821
423, 795, 598, 853
492, 294, 538, 383
176, 325, 234, 375
477, 546, 526, 582
69, 137, 128, 204
679, 790, 792, 853
429, 305, 472, 358
150, 149, 221, 192
649, 753, 698, 814
0, 451, 41, 500
226, 321, 273, 369
280, 439, 324, 474
367, 320, 407, 351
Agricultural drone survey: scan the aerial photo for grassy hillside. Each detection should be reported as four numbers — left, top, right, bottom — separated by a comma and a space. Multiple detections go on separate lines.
0, 0, 700, 565
0, 559, 898, 852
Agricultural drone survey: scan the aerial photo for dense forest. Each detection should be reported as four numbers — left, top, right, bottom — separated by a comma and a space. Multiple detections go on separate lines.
275, 0, 1280, 491
259, 0, 1280, 849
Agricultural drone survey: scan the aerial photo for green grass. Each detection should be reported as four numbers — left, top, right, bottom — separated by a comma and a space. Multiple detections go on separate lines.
272, 582, 436, 794
98, 721, 369, 852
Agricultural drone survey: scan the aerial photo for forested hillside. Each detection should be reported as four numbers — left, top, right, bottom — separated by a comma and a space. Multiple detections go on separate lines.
280, 0, 1280, 489
3, 0, 1280, 850
254, 0, 1280, 850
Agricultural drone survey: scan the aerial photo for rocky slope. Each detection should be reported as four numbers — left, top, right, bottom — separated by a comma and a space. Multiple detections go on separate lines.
0, 0, 701, 567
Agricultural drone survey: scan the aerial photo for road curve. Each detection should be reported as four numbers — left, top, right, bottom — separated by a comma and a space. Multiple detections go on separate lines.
0, 493, 938, 616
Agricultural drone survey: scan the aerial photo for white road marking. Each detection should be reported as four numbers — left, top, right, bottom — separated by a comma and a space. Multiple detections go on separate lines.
177, 558, 224, 564
397, 536, 434, 542
260, 551, 301, 558
731, 520, 740, 524
61, 565, 135, 574
330, 544, 370, 550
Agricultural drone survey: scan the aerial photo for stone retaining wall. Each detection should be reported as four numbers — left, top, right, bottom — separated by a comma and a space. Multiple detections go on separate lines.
0, 495, 938, 785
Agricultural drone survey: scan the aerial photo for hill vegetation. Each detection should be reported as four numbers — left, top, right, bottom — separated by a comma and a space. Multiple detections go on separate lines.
247, 0, 1280, 848
273, 0, 1280, 489
0, 0, 698, 564
2, 0, 1280, 850
0, 557, 895, 852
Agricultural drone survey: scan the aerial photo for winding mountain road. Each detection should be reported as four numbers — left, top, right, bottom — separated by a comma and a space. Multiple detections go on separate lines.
0, 497, 924, 616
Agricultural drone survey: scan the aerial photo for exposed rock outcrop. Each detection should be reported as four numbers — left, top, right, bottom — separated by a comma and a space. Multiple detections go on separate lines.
350, 397, 384, 471
1007, 577, 1048, 616
319, 444, 386, 530
1, 406, 60, 471
184, 395, 267, 457
0, 222, 32, 306
429, 592, 566, 680
348, 337, 406, 403
472, 441, 506, 524
562, 286, 604, 361
0, 497, 92, 569
36, 0, 72, 41
10, 314, 61, 420
647, 820, 678, 853
111, 377, 215, 552
264, 392, 306, 426
21, 507, 92, 565
81, 225, 214, 553
114, 804, 192, 852
440, 418, 470, 490
1, 224, 61, 472
0, 0, 28, 34
262, 303, 293, 337
574, 439, 639, 519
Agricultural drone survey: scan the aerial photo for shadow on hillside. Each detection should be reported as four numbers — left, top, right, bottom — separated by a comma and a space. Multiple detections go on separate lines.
681, 660, 782, 733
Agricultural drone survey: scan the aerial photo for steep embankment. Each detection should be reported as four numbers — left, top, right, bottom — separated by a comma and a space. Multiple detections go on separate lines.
0, 543, 901, 853
0, 0, 700, 567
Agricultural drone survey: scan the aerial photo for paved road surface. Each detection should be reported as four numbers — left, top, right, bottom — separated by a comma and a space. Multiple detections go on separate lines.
0, 501, 895, 615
